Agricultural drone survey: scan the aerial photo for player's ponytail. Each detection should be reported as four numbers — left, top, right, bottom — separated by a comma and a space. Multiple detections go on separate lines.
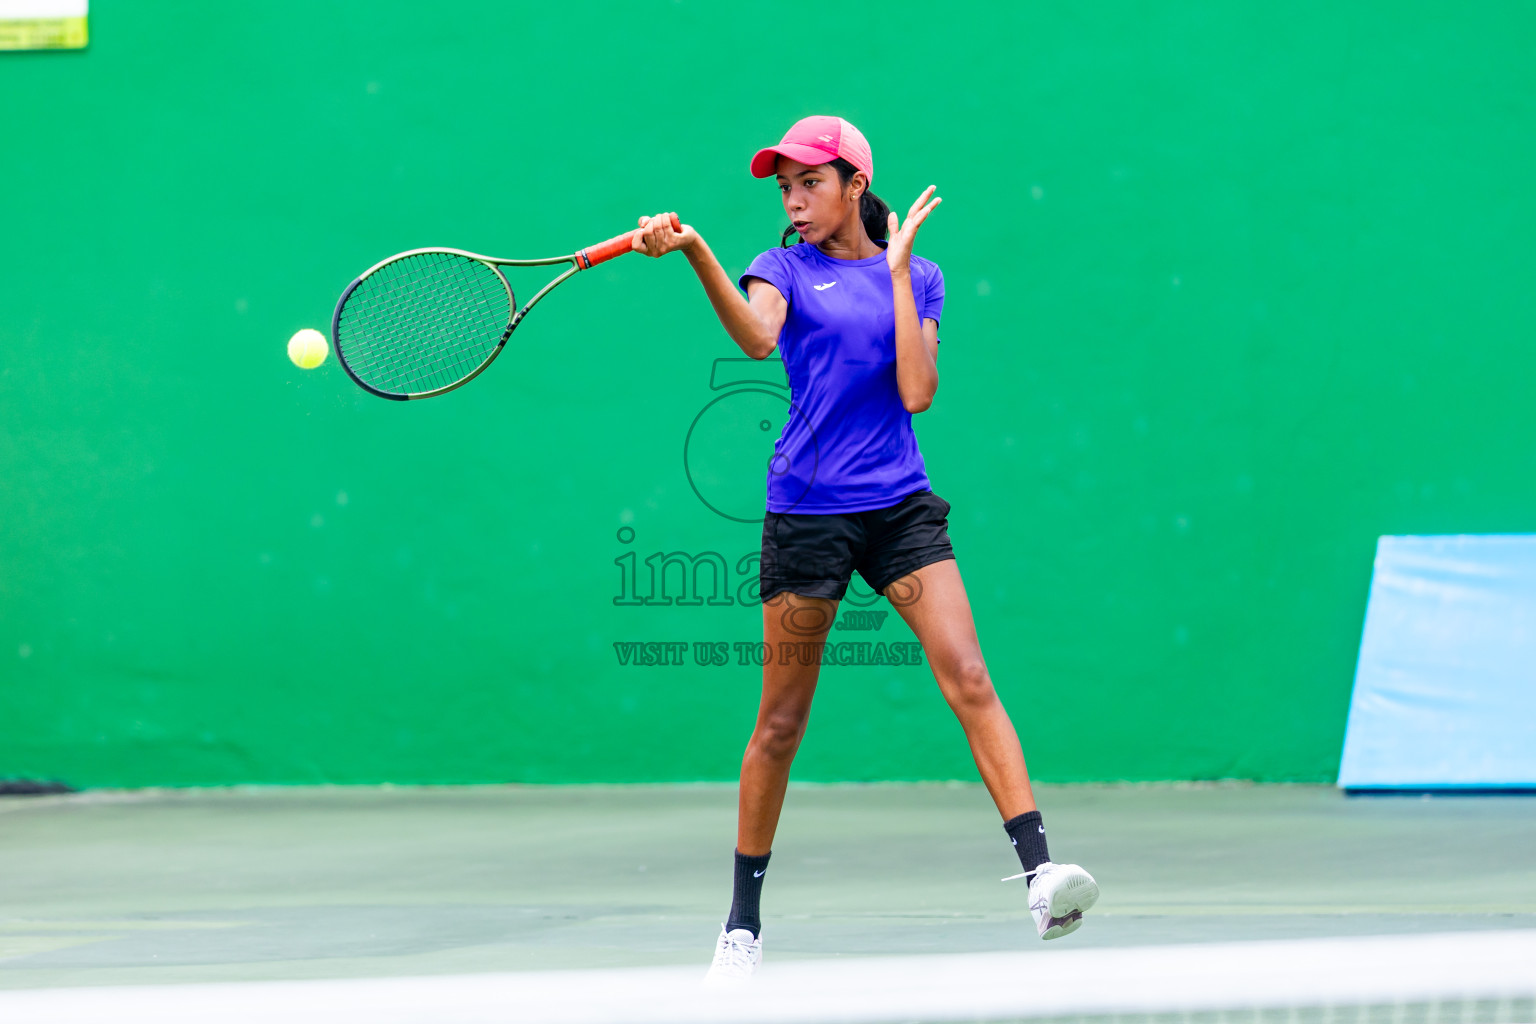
839, 159, 891, 245
779, 157, 891, 247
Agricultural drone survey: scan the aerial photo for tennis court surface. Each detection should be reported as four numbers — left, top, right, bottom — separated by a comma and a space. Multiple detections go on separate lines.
2, 783, 1532, 1021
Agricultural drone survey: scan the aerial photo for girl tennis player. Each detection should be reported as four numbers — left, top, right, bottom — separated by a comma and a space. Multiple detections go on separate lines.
632, 115, 1098, 984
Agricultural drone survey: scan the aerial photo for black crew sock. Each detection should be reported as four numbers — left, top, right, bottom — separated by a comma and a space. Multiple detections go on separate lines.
1004, 810, 1051, 878
725, 849, 771, 938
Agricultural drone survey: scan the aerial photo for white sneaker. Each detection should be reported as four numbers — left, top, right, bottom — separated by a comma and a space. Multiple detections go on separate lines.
702, 925, 761, 987
1004, 861, 1099, 940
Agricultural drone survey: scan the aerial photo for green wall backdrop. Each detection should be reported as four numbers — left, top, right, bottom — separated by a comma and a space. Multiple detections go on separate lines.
3, 2, 1533, 786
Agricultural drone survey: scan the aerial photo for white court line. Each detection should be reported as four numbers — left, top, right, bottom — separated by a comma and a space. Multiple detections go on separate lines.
0, 930, 1533, 1024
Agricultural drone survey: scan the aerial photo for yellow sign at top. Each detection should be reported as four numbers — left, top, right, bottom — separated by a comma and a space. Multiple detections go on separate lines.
0, 0, 88, 50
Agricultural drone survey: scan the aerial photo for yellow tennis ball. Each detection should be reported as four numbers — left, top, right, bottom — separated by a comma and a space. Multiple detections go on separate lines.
287, 328, 328, 369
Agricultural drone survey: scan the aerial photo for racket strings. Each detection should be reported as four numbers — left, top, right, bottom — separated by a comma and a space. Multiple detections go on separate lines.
363, 256, 507, 379
336, 252, 513, 396
346, 281, 502, 389
346, 257, 506, 389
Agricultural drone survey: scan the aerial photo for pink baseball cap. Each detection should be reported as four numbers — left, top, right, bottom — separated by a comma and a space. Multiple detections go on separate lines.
750, 115, 874, 184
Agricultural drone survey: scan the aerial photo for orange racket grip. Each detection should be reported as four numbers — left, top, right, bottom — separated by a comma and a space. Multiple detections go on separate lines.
574, 213, 682, 270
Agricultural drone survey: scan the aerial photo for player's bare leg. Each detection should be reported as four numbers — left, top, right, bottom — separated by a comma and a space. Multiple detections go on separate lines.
887, 558, 1098, 940
706, 590, 839, 986
738, 591, 839, 854
884, 559, 1034, 817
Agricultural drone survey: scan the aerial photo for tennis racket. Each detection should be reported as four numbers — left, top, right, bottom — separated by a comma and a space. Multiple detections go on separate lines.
331, 213, 680, 400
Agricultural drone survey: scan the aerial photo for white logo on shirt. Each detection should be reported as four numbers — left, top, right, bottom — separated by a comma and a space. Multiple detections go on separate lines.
813, 281, 837, 291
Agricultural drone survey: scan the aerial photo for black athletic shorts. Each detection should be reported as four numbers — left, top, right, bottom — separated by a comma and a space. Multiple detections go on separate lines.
759, 489, 956, 603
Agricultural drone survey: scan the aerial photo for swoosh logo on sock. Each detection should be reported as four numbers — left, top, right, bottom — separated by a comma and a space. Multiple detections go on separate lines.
1011, 837, 1018, 845
753, 869, 766, 877
1039, 825, 1046, 833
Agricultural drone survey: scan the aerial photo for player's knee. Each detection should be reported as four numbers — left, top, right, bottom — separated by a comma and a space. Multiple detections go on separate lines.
945, 659, 996, 711
752, 710, 808, 762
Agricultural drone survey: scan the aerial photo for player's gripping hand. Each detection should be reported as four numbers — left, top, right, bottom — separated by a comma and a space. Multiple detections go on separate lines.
633, 212, 697, 258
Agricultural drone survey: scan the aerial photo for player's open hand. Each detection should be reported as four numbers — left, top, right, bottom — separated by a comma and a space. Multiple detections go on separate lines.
885, 186, 941, 272
633, 213, 696, 258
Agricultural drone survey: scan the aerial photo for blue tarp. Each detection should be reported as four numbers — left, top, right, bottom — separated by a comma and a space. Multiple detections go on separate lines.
1338, 535, 1536, 790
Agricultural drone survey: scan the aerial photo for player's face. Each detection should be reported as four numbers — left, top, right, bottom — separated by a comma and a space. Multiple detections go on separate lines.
776, 157, 860, 245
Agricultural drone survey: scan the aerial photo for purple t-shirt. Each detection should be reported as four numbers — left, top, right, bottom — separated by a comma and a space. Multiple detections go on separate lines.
740, 240, 945, 514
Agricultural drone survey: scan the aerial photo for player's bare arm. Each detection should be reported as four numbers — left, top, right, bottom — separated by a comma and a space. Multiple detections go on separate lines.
887, 186, 942, 413
633, 212, 786, 360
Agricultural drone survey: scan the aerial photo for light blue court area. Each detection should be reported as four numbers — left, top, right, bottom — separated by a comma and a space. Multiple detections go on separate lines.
1340, 535, 1536, 791
0, 783, 1533, 1021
